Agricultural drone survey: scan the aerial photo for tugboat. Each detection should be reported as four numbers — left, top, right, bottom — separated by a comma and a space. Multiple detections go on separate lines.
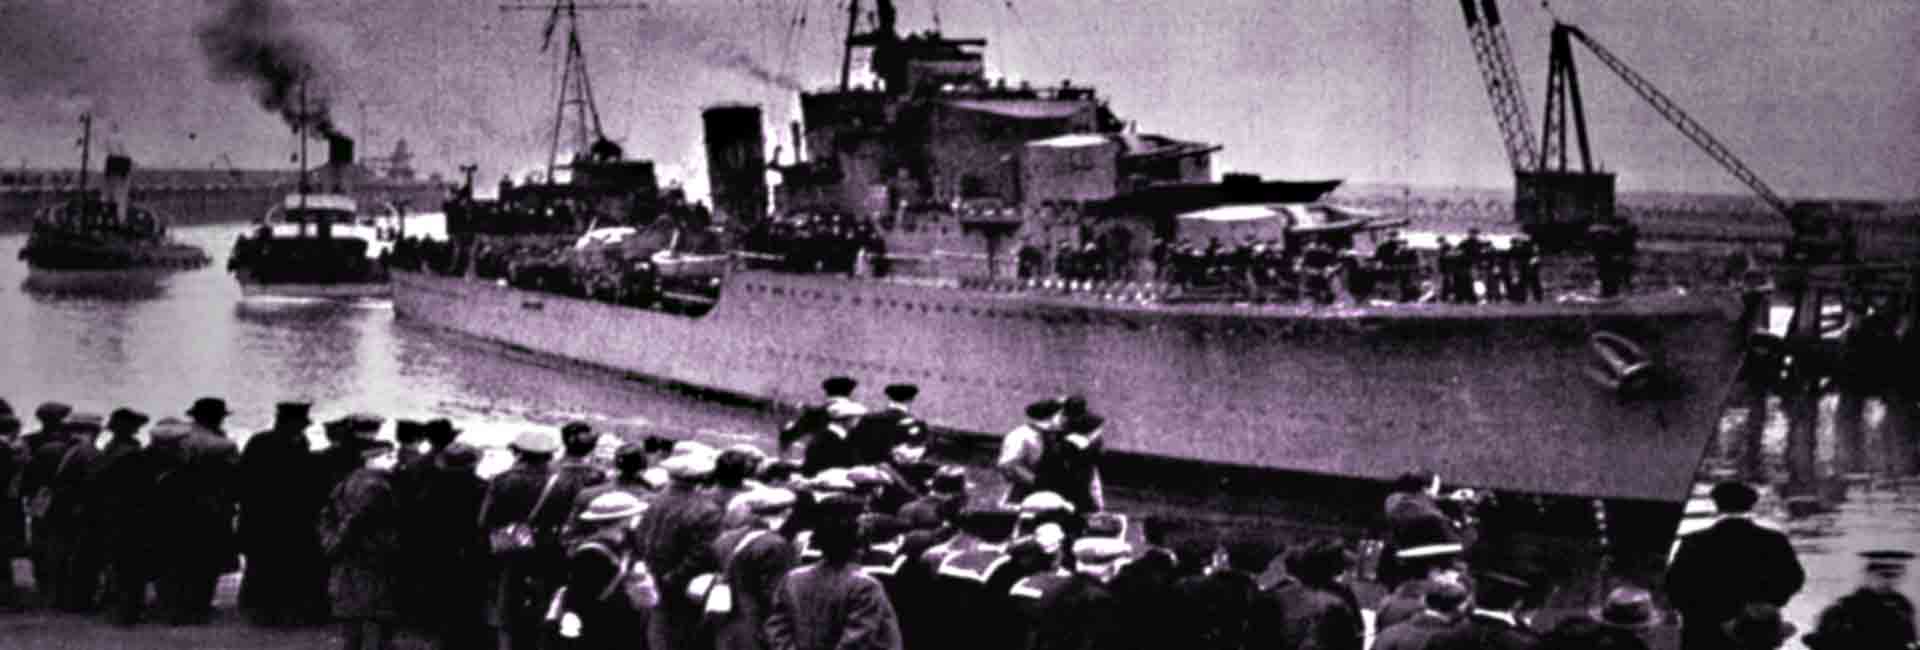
228, 131, 397, 299
19, 115, 210, 291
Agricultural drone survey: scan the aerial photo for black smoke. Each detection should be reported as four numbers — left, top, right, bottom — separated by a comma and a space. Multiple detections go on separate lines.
196, 0, 338, 138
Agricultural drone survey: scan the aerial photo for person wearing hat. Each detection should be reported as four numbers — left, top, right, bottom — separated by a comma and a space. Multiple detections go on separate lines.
765, 507, 905, 650
29, 412, 102, 612
778, 377, 864, 471
318, 414, 384, 492
1024, 537, 1131, 650
1264, 539, 1365, 650
557, 421, 610, 490
1666, 481, 1805, 650
141, 417, 212, 625
897, 465, 968, 530
1373, 579, 1471, 650
1536, 586, 1660, 650
1379, 470, 1464, 590
1803, 550, 1916, 650
573, 442, 659, 527
316, 436, 403, 650
709, 446, 761, 520
849, 382, 925, 466
18, 401, 77, 596
393, 420, 430, 469
1376, 542, 1469, 632
482, 429, 591, 650
0, 408, 24, 611
631, 451, 725, 650
711, 488, 801, 650
1429, 570, 1541, 650
867, 419, 937, 516
998, 398, 1064, 507
236, 401, 328, 626
558, 492, 651, 649
78, 409, 149, 620
406, 442, 491, 650
1719, 603, 1797, 650
1169, 540, 1271, 650
23, 401, 73, 454
1035, 395, 1107, 516
182, 397, 240, 464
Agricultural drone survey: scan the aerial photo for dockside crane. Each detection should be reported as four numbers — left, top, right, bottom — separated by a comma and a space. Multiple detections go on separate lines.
1550, 23, 1853, 264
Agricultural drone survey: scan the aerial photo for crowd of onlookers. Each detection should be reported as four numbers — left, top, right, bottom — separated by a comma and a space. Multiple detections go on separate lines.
2, 387, 1913, 650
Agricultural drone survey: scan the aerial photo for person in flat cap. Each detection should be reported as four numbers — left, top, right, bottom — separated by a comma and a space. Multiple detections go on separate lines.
711, 488, 800, 650
631, 449, 725, 650
572, 442, 659, 528
1376, 542, 1469, 631
898, 465, 969, 531
29, 412, 102, 612
1265, 539, 1364, 650
997, 398, 1065, 507
765, 504, 905, 650
556, 421, 609, 490
1024, 536, 1130, 650
1379, 470, 1464, 590
1430, 570, 1542, 650
179, 398, 241, 616
316, 436, 403, 650
1803, 550, 1916, 650
1667, 480, 1804, 650
405, 441, 491, 649
85, 408, 150, 620
556, 492, 650, 648
25, 401, 73, 453
849, 382, 926, 467
237, 401, 327, 626
481, 427, 592, 650
0, 408, 22, 611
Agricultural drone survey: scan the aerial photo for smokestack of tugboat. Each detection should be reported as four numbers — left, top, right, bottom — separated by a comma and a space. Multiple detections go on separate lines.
702, 104, 768, 225
326, 134, 355, 194
103, 154, 134, 224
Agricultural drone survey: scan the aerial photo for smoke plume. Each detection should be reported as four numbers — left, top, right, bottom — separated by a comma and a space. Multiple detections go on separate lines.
694, 39, 805, 92
196, 0, 339, 137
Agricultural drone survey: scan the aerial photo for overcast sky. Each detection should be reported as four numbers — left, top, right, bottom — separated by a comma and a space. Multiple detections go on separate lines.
2, 0, 1915, 200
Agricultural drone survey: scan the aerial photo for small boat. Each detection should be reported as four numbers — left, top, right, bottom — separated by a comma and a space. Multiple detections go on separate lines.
228, 191, 398, 299
18, 150, 210, 292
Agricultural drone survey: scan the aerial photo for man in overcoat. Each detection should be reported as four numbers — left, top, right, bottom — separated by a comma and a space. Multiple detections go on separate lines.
1666, 481, 1805, 650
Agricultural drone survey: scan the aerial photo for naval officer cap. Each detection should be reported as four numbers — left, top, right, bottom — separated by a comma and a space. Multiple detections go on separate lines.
883, 383, 919, 402
1072, 537, 1133, 565
660, 452, 716, 481
35, 401, 73, 421
822, 376, 858, 396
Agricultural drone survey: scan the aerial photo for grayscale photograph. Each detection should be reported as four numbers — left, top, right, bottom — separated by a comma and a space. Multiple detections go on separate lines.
1, 1, 1916, 649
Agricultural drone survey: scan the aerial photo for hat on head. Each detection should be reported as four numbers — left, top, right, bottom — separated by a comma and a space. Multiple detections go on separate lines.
1709, 480, 1760, 513
509, 430, 561, 455
894, 420, 929, 446
1072, 537, 1133, 566
579, 492, 647, 522
424, 418, 461, 447
660, 452, 716, 481
826, 400, 868, 420
1862, 549, 1915, 576
1590, 586, 1663, 628
739, 488, 798, 515
0, 414, 20, 434
1019, 491, 1075, 515
846, 466, 893, 488
187, 397, 229, 419
149, 417, 193, 441
884, 383, 919, 403
561, 421, 594, 439
807, 468, 857, 492
346, 413, 385, 433
395, 420, 428, 443
614, 443, 649, 473
724, 443, 768, 463
107, 408, 150, 432
63, 412, 105, 433
1395, 543, 1464, 560
35, 401, 73, 422
438, 442, 482, 469
1061, 395, 1089, 419
671, 439, 717, 458
641, 467, 670, 489
930, 465, 968, 494
1721, 603, 1796, 648
275, 402, 314, 424
1024, 399, 1061, 421
822, 376, 858, 397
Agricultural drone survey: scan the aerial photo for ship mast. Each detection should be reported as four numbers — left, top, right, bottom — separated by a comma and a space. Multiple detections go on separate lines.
76, 113, 92, 200
501, 1, 645, 183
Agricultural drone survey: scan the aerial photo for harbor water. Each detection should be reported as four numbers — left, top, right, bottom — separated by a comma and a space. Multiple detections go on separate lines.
3, 223, 1915, 647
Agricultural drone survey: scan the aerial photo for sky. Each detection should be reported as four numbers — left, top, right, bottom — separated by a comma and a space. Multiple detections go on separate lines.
2, 0, 1915, 201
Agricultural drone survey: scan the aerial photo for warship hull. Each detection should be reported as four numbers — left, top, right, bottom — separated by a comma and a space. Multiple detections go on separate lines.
393, 268, 1743, 504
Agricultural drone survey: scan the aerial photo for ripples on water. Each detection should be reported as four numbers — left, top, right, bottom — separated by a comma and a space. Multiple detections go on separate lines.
2, 224, 1914, 646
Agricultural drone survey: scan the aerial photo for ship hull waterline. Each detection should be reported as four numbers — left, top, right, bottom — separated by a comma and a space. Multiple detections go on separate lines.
236, 275, 392, 300
394, 269, 1742, 503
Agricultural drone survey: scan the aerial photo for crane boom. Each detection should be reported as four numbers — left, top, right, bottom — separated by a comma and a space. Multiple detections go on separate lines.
1557, 25, 1790, 216
1459, 0, 1539, 171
